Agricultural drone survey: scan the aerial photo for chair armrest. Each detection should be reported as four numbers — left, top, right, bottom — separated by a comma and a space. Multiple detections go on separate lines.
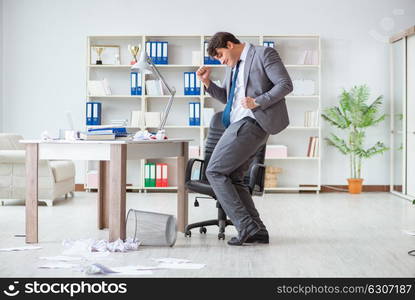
185, 158, 205, 183
249, 163, 266, 196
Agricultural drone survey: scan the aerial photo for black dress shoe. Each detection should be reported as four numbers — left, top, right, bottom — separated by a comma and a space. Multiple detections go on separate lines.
227, 224, 261, 246
229, 232, 269, 244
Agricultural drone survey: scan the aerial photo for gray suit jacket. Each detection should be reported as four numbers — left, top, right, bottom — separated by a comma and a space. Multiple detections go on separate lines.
206, 45, 293, 135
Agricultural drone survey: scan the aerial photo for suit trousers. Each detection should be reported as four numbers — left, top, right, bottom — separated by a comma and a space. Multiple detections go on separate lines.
205, 117, 269, 234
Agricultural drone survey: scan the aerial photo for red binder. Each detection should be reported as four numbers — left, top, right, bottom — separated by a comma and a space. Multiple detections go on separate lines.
156, 163, 163, 187
162, 163, 168, 187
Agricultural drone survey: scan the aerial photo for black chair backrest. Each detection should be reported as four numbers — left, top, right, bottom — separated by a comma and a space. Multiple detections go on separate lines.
201, 112, 266, 185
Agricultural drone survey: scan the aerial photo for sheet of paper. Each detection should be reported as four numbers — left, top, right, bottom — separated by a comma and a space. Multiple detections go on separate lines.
39, 256, 83, 262
404, 230, 415, 236
153, 258, 191, 264
84, 263, 152, 275
0, 246, 42, 252
38, 262, 78, 269
157, 263, 206, 270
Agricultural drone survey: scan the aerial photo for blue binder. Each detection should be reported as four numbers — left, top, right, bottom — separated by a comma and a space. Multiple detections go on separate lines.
131, 72, 138, 95
189, 72, 195, 95
162, 41, 168, 64
86, 102, 93, 125
184, 72, 190, 95
189, 102, 195, 125
92, 102, 102, 125
136, 72, 142, 95
194, 102, 200, 125
195, 75, 201, 95
156, 41, 162, 64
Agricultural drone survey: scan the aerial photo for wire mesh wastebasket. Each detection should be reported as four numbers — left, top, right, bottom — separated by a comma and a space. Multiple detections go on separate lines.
126, 209, 177, 247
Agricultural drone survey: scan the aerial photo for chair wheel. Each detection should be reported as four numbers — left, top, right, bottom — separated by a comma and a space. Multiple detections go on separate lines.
218, 233, 225, 240
185, 230, 192, 237
199, 227, 207, 234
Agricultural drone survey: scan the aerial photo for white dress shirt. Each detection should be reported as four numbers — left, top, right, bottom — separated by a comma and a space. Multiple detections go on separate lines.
230, 43, 256, 124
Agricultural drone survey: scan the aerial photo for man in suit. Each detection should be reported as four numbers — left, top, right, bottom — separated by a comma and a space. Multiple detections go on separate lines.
196, 32, 293, 246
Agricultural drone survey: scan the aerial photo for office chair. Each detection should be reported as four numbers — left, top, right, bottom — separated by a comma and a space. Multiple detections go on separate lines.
184, 111, 266, 239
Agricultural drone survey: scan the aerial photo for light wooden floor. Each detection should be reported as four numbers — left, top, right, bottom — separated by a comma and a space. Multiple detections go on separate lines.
0, 192, 414, 277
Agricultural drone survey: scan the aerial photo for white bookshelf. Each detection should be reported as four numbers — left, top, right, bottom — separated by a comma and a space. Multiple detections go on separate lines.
85, 34, 321, 192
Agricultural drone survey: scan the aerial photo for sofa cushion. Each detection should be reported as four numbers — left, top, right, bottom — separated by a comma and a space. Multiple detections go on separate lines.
0, 134, 25, 150
49, 161, 76, 183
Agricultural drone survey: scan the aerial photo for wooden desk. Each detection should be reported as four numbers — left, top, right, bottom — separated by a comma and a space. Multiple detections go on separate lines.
20, 138, 190, 243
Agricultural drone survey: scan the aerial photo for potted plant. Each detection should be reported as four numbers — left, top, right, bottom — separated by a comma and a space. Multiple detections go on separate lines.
321, 85, 388, 194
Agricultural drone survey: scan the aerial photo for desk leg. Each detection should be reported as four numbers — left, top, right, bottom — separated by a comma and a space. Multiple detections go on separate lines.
177, 142, 189, 232
98, 161, 110, 229
109, 144, 126, 241
25, 144, 39, 243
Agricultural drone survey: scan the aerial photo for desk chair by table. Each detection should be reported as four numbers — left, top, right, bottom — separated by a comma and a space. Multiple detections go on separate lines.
184, 112, 266, 239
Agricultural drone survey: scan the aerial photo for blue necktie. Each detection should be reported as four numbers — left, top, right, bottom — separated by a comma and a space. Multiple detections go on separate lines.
222, 60, 241, 128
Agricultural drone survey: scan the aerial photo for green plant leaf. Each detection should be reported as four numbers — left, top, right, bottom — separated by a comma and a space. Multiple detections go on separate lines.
325, 134, 350, 155
355, 142, 389, 158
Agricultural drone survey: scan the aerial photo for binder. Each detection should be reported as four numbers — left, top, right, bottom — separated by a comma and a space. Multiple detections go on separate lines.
189, 72, 196, 95
184, 72, 190, 95
151, 42, 157, 64
145, 163, 150, 187
136, 72, 142, 95
150, 163, 156, 187
156, 163, 162, 187
146, 42, 151, 57
156, 41, 162, 64
195, 75, 201, 95
162, 163, 168, 187
130, 72, 137, 95
204, 41, 209, 64
194, 102, 200, 126
86, 102, 93, 125
92, 102, 102, 125
162, 41, 168, 64
189, 102, 195, 125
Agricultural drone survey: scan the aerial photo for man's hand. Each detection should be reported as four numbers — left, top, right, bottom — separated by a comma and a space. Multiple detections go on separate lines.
241, 97, 259, 109
196, 66, 212, 88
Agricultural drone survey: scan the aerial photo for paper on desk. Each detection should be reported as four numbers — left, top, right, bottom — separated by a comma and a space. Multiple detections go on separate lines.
38, 262, 79, 269
0, 245, 42, 252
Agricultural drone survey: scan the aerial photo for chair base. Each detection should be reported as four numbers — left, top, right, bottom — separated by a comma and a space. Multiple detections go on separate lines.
184, 218, 233, 240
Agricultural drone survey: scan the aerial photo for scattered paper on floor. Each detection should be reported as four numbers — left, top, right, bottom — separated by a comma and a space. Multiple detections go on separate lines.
84, 263, 152, 276
39, 256, 83, 262
38, 262, 79, 269
0, 246, 42, 252
62, 238, 140, 255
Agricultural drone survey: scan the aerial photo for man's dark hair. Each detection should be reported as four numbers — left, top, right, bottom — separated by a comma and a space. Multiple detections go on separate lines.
207, 32, 241, 57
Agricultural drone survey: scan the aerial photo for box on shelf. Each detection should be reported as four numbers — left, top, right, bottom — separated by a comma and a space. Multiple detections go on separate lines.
130, 111, 142, 128
265, 145, 288, 158
145, 112, 162, 128
264, 166, 282, 188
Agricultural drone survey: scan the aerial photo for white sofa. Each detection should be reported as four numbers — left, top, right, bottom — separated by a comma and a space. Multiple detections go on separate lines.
0, 133, 76, 206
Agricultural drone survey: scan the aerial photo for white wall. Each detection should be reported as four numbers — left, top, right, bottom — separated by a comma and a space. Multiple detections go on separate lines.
0, 0, 3, 132
2, 0, 415, 184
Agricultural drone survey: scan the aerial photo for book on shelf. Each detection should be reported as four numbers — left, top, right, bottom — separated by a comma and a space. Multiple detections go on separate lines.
130, 111, 142, 128
88, 79, 111, 96
304, 111, 319, 127
145, 80, 164, 96
307, 136, 319, 157
79, 132, 115, 140
297, 50, 319, 65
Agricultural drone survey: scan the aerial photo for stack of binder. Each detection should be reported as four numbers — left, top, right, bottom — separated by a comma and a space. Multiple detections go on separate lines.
86, 102, 102, 126
188, 102, 200, 126
145, 41, 168, 64
145, 163, 168, 187
184, 72, 200, 95
263, 41, 275, 48
130, 72, 142, 95
88, 127, 128, 137
204, 41, 221, 64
